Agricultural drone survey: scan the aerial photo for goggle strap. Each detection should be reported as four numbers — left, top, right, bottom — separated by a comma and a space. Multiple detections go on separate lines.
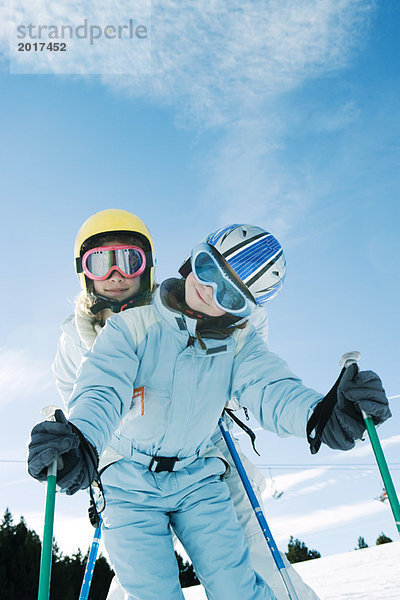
178, 258, 191, 279
76, 256, 83, 273
145, 250, 154, 268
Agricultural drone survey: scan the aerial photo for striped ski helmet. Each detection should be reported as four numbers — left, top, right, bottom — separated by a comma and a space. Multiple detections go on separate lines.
204, 224, 286, 306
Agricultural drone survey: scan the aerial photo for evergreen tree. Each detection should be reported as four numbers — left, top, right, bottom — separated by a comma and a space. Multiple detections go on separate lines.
51, 548, 85, 600
0, 509, 199, 597
355, 536, 369, 550
376, 532, 392, 545
89, 556, 115, 599
285, 536, 321, 564
0, 508, 41, 600
0, 509, 113, 600
174, 551, 200, 588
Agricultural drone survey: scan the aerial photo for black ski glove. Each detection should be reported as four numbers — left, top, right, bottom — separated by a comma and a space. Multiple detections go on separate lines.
28, 409, 99, 495
308, 364, 391, 452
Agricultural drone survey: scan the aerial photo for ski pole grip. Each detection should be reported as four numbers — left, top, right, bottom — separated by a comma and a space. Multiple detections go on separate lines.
340, 352, 368, 419
339, 350, 361, 370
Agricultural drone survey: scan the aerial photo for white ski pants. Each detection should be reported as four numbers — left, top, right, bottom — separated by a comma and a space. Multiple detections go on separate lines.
215, 435, 321, 600
101, 455, 277, 600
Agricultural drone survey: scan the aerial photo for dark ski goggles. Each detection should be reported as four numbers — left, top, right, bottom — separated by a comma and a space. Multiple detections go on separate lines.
190, 243, 256, 318
81, 245, 146, 280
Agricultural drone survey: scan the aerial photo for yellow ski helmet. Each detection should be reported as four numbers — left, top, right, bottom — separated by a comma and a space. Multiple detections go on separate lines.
74, 209, 155, 295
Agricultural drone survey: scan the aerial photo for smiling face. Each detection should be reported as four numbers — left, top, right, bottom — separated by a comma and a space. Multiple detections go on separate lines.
91, 239, 141, 301
184, 272, 226, 317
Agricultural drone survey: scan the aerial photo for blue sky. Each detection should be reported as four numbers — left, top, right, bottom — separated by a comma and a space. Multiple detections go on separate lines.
0, 1, 399, 559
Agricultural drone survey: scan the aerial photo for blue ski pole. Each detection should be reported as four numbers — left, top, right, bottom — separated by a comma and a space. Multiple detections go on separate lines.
218, 417, 299, 600
79, 518, 103, 600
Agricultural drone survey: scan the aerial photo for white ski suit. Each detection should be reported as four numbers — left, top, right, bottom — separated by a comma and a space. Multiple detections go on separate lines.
63, 284, 323, 600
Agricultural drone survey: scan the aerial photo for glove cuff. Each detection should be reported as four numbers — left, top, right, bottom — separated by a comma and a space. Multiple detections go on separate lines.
307, 367, 345, 454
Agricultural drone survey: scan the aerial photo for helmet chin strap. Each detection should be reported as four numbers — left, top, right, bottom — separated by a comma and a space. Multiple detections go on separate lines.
90, 293, 142, 314
177, 297, 244, 327
160, 278, 243, 336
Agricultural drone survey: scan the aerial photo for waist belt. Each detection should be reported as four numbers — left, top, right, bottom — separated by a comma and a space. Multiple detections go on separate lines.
130, 448, 200, 472
111, 436, 205, 473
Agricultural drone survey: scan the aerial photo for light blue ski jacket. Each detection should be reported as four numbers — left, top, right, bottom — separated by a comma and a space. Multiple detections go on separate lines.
68, 283, 323, 462
53, 300, 269, 408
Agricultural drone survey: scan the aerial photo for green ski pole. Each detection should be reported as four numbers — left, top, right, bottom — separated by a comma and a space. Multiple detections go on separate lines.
37, 459, 57, 600
340, 352, 400, 537
361, 412, 400, 535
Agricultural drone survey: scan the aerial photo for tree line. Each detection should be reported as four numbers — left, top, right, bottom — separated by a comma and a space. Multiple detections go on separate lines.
285, 532, 392, 564
1, 508, 393, 598
355, 533, 393, 550
0, 508, 199, 600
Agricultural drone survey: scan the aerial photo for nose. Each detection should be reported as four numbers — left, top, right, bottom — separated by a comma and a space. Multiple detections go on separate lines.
200, 282, 214, 300
108, 269, 125, 281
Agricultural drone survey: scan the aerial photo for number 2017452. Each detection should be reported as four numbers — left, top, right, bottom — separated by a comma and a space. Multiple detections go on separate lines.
18, 42, 67, 51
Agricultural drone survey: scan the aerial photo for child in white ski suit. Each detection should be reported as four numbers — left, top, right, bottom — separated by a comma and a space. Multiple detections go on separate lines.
29, 219, 390, 600
53, 210, 320, 599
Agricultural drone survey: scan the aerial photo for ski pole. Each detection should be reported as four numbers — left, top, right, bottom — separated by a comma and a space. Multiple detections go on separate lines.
37, 459, 57, 600
340, 351, 400, 537
79, 518, 103, 600
218, 417, 299, 600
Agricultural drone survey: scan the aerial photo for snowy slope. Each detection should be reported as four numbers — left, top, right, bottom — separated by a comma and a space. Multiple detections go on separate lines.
183, 541, 400, 600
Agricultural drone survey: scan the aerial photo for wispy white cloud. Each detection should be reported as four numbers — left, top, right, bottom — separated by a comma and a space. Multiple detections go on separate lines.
334, 434, 400, 459
288, 477, 339, 498
2, 1, 374, 233
201, 117, 319, 238
313, 100, 361, 133
3, 1, 373, 123
263, 471, 337, 500
260, 433, 400, 499
0, 347, 51, 409
131, 0, 373, 127
271, 499, 387, 541
263, 467, 330, 499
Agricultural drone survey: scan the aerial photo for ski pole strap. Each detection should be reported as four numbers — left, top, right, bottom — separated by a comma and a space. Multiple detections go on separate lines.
68, 420, 106, 527
86, 459, 120, 526
307, 367, 345, 454
224, 408, 260, 456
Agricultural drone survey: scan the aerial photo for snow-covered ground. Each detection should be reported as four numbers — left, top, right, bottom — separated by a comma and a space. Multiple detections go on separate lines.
183, 541, 400, 600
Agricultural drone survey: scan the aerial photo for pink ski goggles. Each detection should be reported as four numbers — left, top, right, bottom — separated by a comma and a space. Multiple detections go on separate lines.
81, 245, 146, 281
